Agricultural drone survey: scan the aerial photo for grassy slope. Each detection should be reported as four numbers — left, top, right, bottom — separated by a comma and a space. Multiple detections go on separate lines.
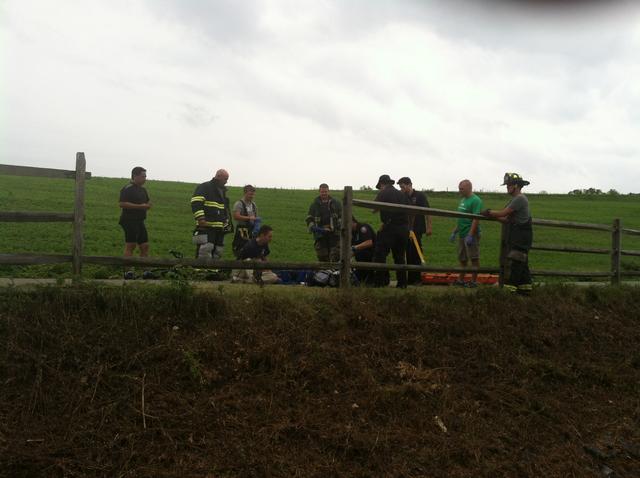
1, 284, 639, 477
1, 174, 640, 277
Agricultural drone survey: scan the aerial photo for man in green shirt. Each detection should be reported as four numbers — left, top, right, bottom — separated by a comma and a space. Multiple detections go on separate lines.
450, 179, 483, 287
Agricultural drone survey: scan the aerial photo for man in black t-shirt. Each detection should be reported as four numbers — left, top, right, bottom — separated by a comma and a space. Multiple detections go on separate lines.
119, 167, 151, 260
233, 225, 280, 284
372, 174, 410, 288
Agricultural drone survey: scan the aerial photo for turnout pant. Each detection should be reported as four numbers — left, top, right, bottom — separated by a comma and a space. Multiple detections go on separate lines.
314, 235, 341, 262
504, 221, 533, 295
373, 224, 409, 288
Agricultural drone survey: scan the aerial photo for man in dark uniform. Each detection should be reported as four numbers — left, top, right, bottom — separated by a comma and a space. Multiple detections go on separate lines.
351, 216, 375, 285
372, 174, 410, 288
191, 169, 231, 260
305, 183, 342, 262
481, 172, 533, 295
398, 177, 432, 285
119, 166, 152, 257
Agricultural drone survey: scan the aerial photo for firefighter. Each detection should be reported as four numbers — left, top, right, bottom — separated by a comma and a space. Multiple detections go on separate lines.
372, 174, 410, 288
305, 183, 342, 262
481, 173, 533, 295
191, 169, 232, 260
351, 216, 376, 285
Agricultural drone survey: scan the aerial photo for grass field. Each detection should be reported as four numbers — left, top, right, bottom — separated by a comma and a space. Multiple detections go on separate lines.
1, 173, 640, 278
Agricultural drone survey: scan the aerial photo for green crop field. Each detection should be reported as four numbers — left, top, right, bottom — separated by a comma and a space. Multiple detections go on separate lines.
1, 174, 640, 278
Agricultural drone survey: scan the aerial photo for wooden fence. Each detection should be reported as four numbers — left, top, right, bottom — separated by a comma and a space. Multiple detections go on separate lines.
0, 153, 88, 280
2, 160, 640, 288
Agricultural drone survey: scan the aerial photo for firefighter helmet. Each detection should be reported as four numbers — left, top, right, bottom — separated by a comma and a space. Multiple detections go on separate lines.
501, 172, 530, 187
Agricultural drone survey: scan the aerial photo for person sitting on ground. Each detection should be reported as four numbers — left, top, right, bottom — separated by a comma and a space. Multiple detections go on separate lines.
351, 216, 376, 285
232, 225, 280, 284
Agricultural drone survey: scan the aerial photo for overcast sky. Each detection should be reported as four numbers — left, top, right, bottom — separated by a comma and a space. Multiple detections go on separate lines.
2, 0, 639, 192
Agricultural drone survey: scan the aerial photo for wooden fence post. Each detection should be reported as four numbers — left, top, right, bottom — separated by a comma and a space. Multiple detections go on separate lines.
498, 222, 509, 288
340, 186, 353, 289
611, 218, 621, 286
72, 152, 86, 280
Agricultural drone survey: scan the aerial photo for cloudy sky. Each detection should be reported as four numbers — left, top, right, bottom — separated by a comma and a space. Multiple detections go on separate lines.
2, 0, 639, 192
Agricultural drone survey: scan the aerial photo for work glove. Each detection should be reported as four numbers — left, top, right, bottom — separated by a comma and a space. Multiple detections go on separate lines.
310, 225, 326, 235
449, 232, 457, 243
351, 246, 357, 254
464, 235, 475, 246
252, 217, 262, 236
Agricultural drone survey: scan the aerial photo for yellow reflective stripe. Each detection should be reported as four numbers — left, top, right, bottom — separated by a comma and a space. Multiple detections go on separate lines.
191, 196, 205, 203
194, 210, 205, 218
504, 284, 518, 293
204, 201, 225, 209
193, 221, 224, 227
517, 284, 533, 291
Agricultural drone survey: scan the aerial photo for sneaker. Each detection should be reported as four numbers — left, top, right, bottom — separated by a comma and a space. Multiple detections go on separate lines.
142, 270, 154, 280
465, 281, 478, 288
124, 271, 135, 280
453, 280, 466, 287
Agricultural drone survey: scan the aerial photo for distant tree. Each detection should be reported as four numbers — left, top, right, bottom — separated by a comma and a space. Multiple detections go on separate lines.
568, 189, 583, 195
538, 190, 548, 195
359, 185, 372, 191
607, 189, 620, 196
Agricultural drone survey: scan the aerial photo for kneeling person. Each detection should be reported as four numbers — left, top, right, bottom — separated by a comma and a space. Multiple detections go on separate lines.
233, 225, 280, 284
351, 216, 375, 285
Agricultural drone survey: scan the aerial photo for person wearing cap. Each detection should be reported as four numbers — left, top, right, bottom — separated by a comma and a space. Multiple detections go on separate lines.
372, 174, 410, 288
191, 169, 231, 260
305, 183, 342, 262
232, 184, 261, 259
481, 173, 533, 295
398, 177, 432, 285
450, 179, 483, 287
351, 216, 376, 285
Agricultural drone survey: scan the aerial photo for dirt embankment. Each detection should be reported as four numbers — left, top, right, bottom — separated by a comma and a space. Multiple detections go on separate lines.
1, 285, 639, 477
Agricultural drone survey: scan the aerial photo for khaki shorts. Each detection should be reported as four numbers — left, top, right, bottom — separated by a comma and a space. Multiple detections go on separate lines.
458, 236, 480, 262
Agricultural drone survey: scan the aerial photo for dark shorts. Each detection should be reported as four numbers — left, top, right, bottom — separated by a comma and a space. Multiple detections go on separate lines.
120, 221, 148, 244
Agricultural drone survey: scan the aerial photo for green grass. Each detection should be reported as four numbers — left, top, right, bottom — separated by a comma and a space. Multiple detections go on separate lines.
1, 174, 640, 278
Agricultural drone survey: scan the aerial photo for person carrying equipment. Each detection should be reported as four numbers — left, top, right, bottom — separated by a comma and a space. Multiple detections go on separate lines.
305, 183, 342, 262
481, 173, 533, 295
398, 177, 432, 285
232, 184, 261, 258
191, 169, 232, 260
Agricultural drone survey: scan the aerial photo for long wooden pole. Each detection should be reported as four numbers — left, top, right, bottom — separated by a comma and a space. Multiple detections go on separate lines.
340, 186, 353, 289
72, 153, 86, 280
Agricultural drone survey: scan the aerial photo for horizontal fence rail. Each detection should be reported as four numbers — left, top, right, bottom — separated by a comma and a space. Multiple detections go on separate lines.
530, 244, 610, 255
532, 218, 611, 232
0, 212, 75, 223
0, 164, 91, 180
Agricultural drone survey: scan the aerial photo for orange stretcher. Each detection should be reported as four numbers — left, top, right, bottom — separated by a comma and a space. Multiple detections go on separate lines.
410, 232, 498, 285
420, 272, 499, 285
